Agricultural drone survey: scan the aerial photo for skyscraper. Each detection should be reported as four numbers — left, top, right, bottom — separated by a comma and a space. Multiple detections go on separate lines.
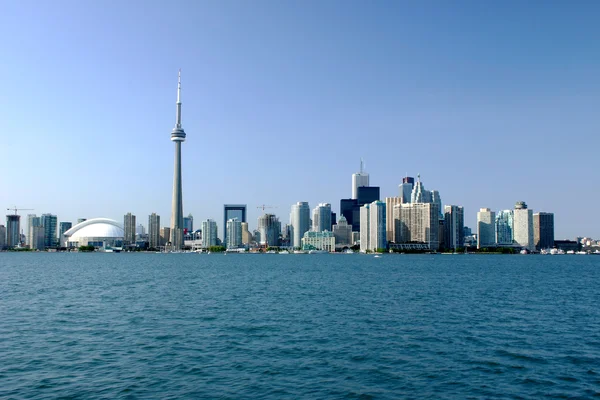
6, 214, 21, 248
241, 222, 252, 245
496, 210, 514, 244
332, 215, 352, 247
183, 214, 193, 234
148, 213, 160, 249
534, 212, 554, 251
170, 70, 186, 250
160, 227, 171, 247
224, 205, 246, 246
27, 214, 41, 247
312, 203, 332, 232
411, 174, 432, 203
290, 202, 310, 248
360, 201, 386, 252
399, 176, 414, 203
393, 203, 439, 250
258, 214, 280, 247
513, 201, 534, 251
124, 212, 136, 245
385, 197, 402, 242
41, 214, 57, 248
351, 159, 369, 199
201, 219, 218, 248
443, 205, 464, 250
477, 208, 496, 249
226, 218, 242, 249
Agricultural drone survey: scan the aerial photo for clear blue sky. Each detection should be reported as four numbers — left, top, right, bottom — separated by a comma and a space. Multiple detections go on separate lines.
1, 0, 599, 239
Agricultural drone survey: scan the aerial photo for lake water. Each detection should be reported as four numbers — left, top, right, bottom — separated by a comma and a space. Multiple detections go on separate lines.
1, 253, 599, 399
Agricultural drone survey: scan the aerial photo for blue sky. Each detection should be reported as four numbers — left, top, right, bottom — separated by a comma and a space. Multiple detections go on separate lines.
1, 0, 598, 239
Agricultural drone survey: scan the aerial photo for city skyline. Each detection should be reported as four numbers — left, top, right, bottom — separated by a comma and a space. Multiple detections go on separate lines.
1, 2, 599, 238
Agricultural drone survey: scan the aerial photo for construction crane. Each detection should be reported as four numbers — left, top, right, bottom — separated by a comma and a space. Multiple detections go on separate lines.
7, 206, 34, 216
256, 204, 277, 213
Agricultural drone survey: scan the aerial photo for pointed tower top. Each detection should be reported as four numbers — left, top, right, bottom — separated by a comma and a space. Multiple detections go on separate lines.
417, 173, 421, 182
360, 158, 363, 174
171, 69, 186, 141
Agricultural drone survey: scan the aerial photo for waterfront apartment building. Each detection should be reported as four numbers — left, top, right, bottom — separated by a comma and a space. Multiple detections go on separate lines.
534, 212, 554, 250
201, 219, 218, 248
148, 213, 161, 249
444, 206, 464, 250
258, 214, 280, 248
291, 202, 310, 248
385, 197, 402, 242
302, 231, 335, 252
332, 215, 353, 247
394, 203, 439, 250
226, 218, 242, 249
30, 225, 45, 251
513, 202, 534, 251
27, 214, 41, 248
477, 208, 496, 249
41, 214, 57, 248
312, 203, 332, 232
496, 210, 514, 244
124, 213, 136, 245
241, 222, 252, 245
360, 201, 386, 252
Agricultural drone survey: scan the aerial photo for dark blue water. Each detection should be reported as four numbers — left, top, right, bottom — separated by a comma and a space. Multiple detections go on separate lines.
1, 253, 599, 399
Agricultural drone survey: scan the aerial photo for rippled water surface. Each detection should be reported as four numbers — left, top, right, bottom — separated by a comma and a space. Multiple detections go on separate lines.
1, 253, 599, 399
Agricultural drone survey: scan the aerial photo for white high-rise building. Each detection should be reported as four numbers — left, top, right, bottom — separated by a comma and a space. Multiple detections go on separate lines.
201, 219, 218, 248
477, 208, 496, 249
385, 197, 402, 242
360, 201, 386, 252
411, 175, 432, 203
27, 214, 41, 248
290, 202, 310, 248
513, 201, 534, 251
312, 203, 332, 232
226, 218, 242, 249
351, 159, 369, 199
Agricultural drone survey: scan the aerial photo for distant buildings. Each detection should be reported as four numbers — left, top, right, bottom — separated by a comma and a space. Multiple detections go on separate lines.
124, 212, 136, 245
385, 197, 402, 242
183, 214, 193, 234
148, 213, 161, 249
160, 227, 171, 247
477, 208, 496, 249
6, 215, 21, 248
351, 160, 369, 200
312, 203, 332, 232
27, 214, 41, 248
258, 214, 280, 247
241, 222, 252, 245
226, 218, 242, 249
223, 205, 246, 247
495, 210, 514, 245
332, 215, 353, 247
534, 212, 554, 250
443, 205, 464, 250
302, 231, 335, 251
290, 202, 310, 248
41, 214, 57, 248
513, 201, 534, 251
394, 203, 439, 250
0, 225, 6, 249
399, 176, 414, 204
201, 219, 218, 248
59, 222, 72, 247
360, 201, 386, 252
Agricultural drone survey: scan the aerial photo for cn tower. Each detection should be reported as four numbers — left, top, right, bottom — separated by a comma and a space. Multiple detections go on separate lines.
170, 70, 186, 249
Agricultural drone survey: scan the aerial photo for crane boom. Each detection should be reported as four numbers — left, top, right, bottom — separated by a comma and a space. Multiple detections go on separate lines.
6, 206, 34, 215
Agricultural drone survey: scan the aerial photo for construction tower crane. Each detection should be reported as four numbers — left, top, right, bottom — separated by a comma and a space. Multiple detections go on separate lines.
256, 204, 277, 213
7, 206, 34, 216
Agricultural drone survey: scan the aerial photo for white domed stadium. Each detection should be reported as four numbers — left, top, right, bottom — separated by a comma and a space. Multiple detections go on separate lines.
63, 218, 124, 249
